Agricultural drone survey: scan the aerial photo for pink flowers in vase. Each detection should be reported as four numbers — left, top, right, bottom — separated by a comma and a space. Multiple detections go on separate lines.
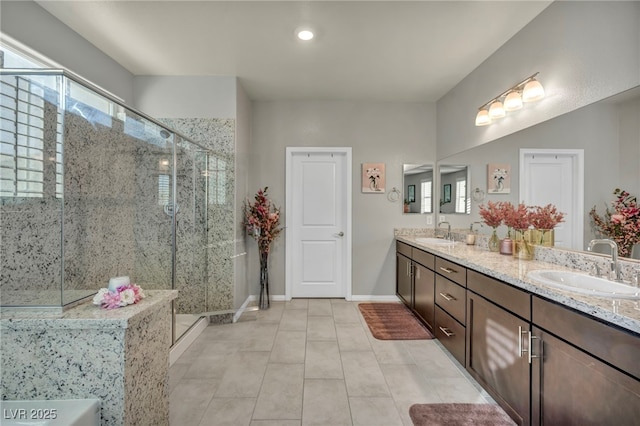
243, 187, 284, 255
502, 202, 532, 233
590, 188, 640, 257
478, 201, 504, 228
478, 201, 565, 255
529, 204, 566, 230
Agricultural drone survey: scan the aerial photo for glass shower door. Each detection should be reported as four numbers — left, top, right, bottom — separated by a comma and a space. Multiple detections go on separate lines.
173, 136, 208, 340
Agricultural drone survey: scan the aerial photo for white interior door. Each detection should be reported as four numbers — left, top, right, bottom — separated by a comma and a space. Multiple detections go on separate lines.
286, 148, 351, 299
520, 149, 584, 249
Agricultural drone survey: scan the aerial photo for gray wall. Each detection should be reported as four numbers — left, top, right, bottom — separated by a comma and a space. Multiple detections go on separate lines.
133, 76, 237, 119
234, 82, 251, 308
0, 0, 134, 102
437, 1, 640, 160
250, 101, 436, 297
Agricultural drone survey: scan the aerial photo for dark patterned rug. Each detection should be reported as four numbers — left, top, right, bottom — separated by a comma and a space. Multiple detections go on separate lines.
409, 403, 516, 426
358, 303, 433, 340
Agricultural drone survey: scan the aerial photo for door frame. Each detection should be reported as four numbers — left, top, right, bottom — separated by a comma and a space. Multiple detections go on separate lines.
519, 148, 584, 250
285, 147, 352, 301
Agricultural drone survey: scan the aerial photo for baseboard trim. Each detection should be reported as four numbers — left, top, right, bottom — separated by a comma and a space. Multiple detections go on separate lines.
348, 295, 401, 302
246, 294, 398, 302
169, 316, 209, 366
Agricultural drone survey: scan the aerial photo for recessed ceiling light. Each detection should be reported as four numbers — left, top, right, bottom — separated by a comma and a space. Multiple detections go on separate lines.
296, 28, 314, 41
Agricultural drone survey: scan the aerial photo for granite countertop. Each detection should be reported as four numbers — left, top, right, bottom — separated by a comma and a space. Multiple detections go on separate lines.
0, 290, 178, 330
396, 235, 640, 336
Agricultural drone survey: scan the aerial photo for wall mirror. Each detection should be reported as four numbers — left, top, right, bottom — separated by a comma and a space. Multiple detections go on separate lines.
402, 164, 434, 214
438, 165, 470, 215
437, 85, 640, 259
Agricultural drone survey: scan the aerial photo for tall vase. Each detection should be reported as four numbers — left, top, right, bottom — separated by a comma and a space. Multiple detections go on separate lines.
531, 229, 554, 247
513, 230, 534, 260
488, 228, 500, 252
259, 251, 270, 310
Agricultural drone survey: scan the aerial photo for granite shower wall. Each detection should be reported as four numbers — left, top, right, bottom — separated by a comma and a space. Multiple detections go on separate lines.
161, 118, 235, 316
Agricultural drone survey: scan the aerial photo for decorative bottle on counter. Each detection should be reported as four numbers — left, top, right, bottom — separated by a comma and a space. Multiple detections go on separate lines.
500, 238, 513, 255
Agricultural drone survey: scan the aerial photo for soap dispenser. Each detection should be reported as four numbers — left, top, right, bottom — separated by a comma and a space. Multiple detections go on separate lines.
467, 222, 483, 245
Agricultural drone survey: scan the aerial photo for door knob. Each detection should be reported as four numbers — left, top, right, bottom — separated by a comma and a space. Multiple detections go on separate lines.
337, 232, 344, 237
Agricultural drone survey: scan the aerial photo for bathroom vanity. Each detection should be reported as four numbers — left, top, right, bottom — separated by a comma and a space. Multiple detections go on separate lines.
396, 235, 640, 425
1, 290, 177, 426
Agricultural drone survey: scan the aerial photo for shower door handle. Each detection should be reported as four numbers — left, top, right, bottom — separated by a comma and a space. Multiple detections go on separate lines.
164, 203, 180, 217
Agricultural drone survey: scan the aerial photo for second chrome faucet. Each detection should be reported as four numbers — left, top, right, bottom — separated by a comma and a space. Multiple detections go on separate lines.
587, 239, 623, 282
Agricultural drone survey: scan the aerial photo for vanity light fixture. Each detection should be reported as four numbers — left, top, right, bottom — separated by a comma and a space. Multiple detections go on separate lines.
488, 100, 506, 119
475, 72, 544, 126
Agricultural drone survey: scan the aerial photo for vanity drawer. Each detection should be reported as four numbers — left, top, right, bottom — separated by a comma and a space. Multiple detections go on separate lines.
412, 248, 435, 270
435, 274, 466, 325
467, 270, 531, 321
435, 257, 466, 287
435, 306, 465, 365
397, 241, 413, 258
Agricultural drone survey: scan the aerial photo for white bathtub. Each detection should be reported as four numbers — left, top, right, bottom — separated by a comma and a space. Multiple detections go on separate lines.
0, 399, 100, 426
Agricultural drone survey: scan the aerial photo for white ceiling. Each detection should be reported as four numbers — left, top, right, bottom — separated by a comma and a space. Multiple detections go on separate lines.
36, 1, 552, 102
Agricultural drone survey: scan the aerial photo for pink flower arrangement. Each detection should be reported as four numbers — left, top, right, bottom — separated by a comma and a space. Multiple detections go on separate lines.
93, 284, 145, 310
502, 202, 531, 231
590, 188, 640, 257
529, 204, 565, 230
478, 201, 504, 228
243, 187, 284, 255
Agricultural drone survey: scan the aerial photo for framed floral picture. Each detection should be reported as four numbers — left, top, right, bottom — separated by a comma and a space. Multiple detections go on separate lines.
362, 163, 385, 193
488, 163, 511, 194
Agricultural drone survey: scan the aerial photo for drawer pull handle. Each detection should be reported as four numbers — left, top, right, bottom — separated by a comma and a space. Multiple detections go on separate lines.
439, 326, 455, 337
439, 292, 456, 301
439, 266, 456, 274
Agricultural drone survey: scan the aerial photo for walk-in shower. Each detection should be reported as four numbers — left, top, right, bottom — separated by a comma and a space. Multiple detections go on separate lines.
0, 69, 214, 344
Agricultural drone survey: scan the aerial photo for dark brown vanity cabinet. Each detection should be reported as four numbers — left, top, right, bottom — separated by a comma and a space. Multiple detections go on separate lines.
531, 296, 640, 425
434, 258, 467, 365
395, 240, 640, 426
396, 241, 435, 330
396, 250, 413, 308
466, 270, 532, 426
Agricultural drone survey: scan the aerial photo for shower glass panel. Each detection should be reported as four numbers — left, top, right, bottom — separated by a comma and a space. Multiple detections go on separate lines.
174, 137, 208, 339
0, 69, 210, 344
0, 73, 63, 307
63, 79, 175, 306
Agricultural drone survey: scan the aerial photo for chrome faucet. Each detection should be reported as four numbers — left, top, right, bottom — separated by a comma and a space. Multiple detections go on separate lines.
588, 239, 623, 282
438, 221, 451, 240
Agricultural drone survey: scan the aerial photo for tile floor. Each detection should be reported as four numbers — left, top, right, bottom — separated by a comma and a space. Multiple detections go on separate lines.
169, 299, 493, 426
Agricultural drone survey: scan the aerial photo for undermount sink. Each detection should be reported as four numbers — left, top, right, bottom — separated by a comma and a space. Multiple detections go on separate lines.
527, 270, 640, 299
415, 237, 456, 245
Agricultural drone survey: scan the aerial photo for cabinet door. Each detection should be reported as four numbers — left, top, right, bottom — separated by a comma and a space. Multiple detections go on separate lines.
413, 263, 435, 330
466, 291, 530, 426
532, 327, 640, 425
396, 253, 413, 308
